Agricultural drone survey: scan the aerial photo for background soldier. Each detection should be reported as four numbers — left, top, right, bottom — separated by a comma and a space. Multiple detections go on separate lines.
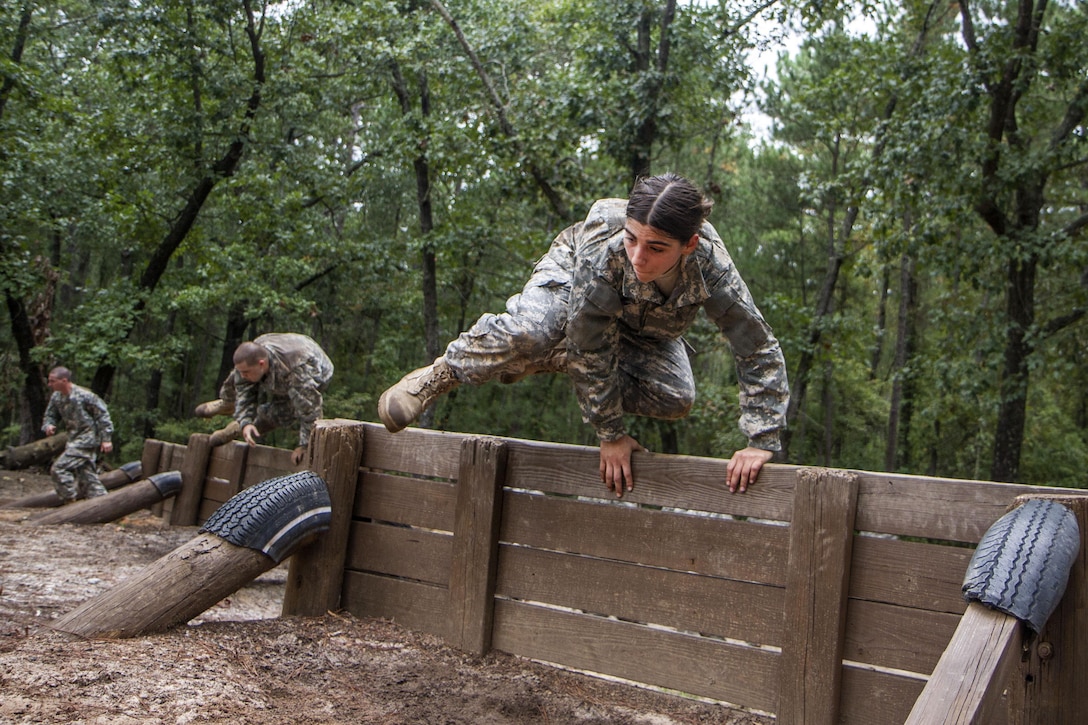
41, 366, 114, 503
197, 333, 334, 465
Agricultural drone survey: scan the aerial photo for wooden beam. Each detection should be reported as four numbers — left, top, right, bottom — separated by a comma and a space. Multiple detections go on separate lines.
905, 602, 1022, 725
448, 436, 508, 654
282, 419, 365, 616
777, 467, 859, 725
1009, 495, 1088, 724
171, 432, 212, 525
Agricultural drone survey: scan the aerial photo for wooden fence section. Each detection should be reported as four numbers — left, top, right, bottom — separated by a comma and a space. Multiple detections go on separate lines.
142, 421, 1088, 724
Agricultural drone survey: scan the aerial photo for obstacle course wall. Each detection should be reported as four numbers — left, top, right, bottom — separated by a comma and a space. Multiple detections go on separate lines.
145, 420, 1088, 725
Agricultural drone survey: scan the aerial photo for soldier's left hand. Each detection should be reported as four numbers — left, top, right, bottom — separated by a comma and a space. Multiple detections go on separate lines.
101, 441, 113, 454
726, 447, 773, 493
291, 446, 305, 465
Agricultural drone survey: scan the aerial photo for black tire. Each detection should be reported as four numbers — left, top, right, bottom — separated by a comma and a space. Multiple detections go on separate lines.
148, 470, 183, 497
962, 498, 1080, 632
200, 471, 332, 563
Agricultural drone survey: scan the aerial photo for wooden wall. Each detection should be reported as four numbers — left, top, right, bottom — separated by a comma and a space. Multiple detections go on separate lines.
143, 421, 1088, 725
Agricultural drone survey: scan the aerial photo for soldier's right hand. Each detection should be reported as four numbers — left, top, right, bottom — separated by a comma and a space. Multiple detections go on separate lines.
242, 424, 261, 446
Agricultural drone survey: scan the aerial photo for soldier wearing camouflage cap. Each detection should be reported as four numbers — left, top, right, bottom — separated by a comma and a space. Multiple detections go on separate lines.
41, 367, 114, 503
379, 173, 789, 496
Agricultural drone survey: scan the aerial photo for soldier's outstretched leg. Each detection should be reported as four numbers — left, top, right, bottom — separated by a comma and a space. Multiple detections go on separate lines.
209, 420, 241, 446
194, 399, 235, 418
378, 358, 461, 433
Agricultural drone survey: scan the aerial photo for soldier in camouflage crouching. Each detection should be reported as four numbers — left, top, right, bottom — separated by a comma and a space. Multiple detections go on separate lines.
41, 366, 114, 503
196, 333, 334, 465
379, 172, 790, 497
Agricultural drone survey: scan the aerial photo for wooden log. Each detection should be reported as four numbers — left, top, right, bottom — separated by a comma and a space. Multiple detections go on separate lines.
54, 471, 331, 639
904, 602, 1023, 725
777, 467, 859, 725
31, 471, 183, 525
52, 532, 274, 639
282, 419, 365, 617
2, 433, 68, 469
2, 461, 143, 509
172, 432, 213, 526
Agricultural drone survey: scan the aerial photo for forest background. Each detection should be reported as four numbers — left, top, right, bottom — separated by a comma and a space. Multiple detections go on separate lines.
1, 0, 1085, 488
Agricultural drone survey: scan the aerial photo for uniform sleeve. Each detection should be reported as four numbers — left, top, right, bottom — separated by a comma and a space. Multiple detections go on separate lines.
41, 395, 59, 434
233, 375, 260, 431
703, 268, 790, 452
86, 394, 114, 443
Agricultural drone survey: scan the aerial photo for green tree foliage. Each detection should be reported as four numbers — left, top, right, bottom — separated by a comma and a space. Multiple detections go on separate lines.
1, 0, 1084, 488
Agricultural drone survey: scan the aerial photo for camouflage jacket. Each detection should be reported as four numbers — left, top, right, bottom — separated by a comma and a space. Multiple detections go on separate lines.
42, 385, 113, 451
234, 333, 334, 447
557, 199, 789, 450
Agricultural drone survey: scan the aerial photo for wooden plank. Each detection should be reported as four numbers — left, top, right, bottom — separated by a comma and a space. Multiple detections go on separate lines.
448, 436, 507, 655
206, 440, 248, 499
345, 520, 452, 585
849, 535, 973, 613
778, 468, 859, 725
844, 599, 960, 674
283, 419, 366, 616
496, 545, 784, 646
240, 444, 297, 489
361, 425, 465, 479
840, 664, 928, 725
905, 602, 1022, 725
503, 437, 798, 521
340, 570, 448, 640
501, 490, 790, 585
491, 598, 780, 713
354, 471, 457, 531
1010, 495, 1088, 725
200, 476, 235, 505
854, 472, 1085, 542
172, 432, 211, 526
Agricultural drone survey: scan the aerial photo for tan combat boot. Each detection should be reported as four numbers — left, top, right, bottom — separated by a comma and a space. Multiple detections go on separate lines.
209, 420, 241, 446
378, 357, 460, 433
194, 399, 235, 418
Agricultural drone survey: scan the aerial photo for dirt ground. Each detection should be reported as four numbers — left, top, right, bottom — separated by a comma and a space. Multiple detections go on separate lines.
0, 468, 773, 725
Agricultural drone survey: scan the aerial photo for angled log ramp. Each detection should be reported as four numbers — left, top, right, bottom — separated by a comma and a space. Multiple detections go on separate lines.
2, 461, 143, 509
54, 471, 331, 639
31, 471, 182, 525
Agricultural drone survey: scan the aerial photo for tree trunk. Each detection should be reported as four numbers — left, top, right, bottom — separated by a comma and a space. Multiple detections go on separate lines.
885, 254, 917, 472
991, 255, 1036, 482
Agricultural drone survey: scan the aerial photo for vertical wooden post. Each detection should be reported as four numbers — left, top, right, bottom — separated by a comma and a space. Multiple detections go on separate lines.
140, 439, 164, 478
448, 436, 508, 655
282, 419, 366, 616
777, 467, 859, 725
171, 432, 212, 526
1009, 495, 1088, 724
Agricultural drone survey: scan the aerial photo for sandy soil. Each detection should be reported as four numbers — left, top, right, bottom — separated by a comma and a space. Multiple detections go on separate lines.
0, 468, 773, 725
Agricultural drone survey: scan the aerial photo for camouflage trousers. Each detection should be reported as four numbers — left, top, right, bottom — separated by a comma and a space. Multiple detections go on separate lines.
51, 447, 107, 503
444, 275, 695, 421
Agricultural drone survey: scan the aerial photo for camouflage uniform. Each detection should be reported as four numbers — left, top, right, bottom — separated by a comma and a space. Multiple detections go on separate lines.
41, 385, 114, 502
218, 333, 334, 448
446, 198, 790, 450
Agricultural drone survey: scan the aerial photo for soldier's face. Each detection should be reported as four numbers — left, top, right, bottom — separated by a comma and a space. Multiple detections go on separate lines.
46, 374, 71, 394
623, 220, 698, 284
235, 360, 268, 383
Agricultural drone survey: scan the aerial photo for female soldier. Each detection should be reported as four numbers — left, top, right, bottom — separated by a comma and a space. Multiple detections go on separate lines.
379, 173, 789, 496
